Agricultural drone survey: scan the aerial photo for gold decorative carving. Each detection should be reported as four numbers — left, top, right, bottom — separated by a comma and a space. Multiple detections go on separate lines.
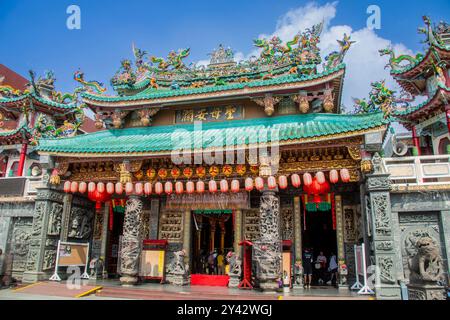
280, 159, 359, 173
347, 145, 362, 160
361, 160, 373, 173
252, 94, 282, 116
323, 91, 334, 113
292, 94, 310, 113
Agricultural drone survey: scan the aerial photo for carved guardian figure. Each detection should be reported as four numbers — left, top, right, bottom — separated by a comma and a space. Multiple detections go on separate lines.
408, 237, 443, 283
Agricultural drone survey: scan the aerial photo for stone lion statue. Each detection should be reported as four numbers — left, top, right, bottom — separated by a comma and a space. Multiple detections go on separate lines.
167, 249, 189, 276
408, 237, 443, 283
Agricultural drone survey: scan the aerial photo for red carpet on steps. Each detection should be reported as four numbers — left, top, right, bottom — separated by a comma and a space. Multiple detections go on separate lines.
190, 274, 230, 286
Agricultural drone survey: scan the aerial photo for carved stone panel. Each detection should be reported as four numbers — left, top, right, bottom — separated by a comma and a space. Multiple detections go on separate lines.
158, 210, 183, 242
343, 206, 357, 243
371, 194, 391, 237
68, 207, 94, 240
10, 218, 33, 273
243, 209, 260, 241
281, 207, 294, 241
47, 203, 63, 236
399, 212, 447, 286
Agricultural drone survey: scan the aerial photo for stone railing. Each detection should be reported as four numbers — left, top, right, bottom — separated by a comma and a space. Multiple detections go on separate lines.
0, 176, 43, 197
382, 155, 450, 185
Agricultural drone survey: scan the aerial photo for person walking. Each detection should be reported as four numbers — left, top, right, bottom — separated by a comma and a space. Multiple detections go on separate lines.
316, 251, 327, 285
327, 252, 338, 286
217, 251, 225, 275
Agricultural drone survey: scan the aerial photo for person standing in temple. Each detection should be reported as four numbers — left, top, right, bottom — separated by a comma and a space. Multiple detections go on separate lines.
328, 252, 338, 286
316, 251, 327, 285
217, 251, 225, 275
302, 248, 313, 289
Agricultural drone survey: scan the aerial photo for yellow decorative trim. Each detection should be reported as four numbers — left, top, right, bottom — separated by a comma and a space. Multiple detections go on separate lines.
391, 184, 450, 193
13, 281, 42, 292
75, 286, 103, 298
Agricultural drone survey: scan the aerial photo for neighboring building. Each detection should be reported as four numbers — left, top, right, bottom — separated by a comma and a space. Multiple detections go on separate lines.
378, 16, 450, 300
0, 66, 97, 280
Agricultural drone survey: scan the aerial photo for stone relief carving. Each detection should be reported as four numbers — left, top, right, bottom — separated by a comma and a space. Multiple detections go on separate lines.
408, 236, 444, 284
376, 241, 394, 251
372, 194, 391, 236
119, 197, 143, 277
159, 210, 183, 241
93, 211, 104, 240
253, 192, 282, 288
11, 218, 33, 272
343, 207, 356, 242
367, 176, 391, 190
243, 209, 260, 241
68, 207, 94, 239
47, 202, 63, 236
281, 207, 294, 241
378, 256, 396, 284
166, 249, 189, 276
42, 250, 56, 271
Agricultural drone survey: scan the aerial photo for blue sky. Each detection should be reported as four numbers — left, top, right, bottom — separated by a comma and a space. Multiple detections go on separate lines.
1, 0, 449, 107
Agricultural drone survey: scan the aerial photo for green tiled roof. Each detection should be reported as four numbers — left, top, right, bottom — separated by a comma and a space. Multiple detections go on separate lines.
83, 64, 345, 103
37, 112, 387, 155
0, 124, 33, 137
0, 92, 77, 110
393, 83, 450, 116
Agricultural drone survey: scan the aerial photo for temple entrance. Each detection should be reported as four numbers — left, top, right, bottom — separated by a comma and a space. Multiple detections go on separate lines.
191, 210, 233, 286
106, 201, 126, 277
302, 208, 337, 286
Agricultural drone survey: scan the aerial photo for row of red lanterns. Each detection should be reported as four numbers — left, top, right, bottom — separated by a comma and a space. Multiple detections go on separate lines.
63, 169, 350, 196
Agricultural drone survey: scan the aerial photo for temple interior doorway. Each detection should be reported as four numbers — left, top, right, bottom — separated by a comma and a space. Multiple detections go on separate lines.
302, 209, 337, 286
191, 211, 234, 275
106, 202, 126, 277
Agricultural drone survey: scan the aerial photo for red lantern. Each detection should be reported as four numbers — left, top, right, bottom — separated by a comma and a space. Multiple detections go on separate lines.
106, 182, 114, 195
88, 189, 111, 210
63, 181, 71, 193
303, 173, 313, 186
245, 177, 253, 192
340, 169, 350, 183
164, 181, 173, 195
231, 180, 240, 193
196, 180, 205, 193
330, 170, 339, 184
144, 182, 152, 195
88, 182, 96, 193
125, 182, 134, 195
316, 171, 325, 184
209, 180, 217, 193
255, 177, 264, 191
135, 182, 144, 195
175, 181, 184, 194
115, 182, 123, 194
155, 182, 163, 195
97, 182, 105, 193
291, 174, 301, 188
70, 181, 78, 193
78, 182, 87, 193
186, 181, 195, 194
267, 176, 277, 190
220, 179, 229, 193
278, 175, 288, 189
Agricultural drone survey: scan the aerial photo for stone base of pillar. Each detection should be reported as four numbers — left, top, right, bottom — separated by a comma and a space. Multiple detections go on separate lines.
407, 284, 446, 300
120, 276, 139, 286
338, 284, 350, 291
228, 275, 240, 288
22, 271, 50, 283
375, 285, 402, 300
259, 281, 282, 292
166, 274, 190, 286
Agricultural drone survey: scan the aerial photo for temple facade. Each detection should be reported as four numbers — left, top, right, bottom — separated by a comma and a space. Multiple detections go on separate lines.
0, 18, 448, 300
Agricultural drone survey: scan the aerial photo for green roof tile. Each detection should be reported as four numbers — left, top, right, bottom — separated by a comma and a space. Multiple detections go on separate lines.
37, 112, 387, 155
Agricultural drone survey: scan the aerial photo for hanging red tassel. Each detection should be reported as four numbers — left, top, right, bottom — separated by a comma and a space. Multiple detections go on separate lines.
331, 193, 336, 230
109, 201, 114, 231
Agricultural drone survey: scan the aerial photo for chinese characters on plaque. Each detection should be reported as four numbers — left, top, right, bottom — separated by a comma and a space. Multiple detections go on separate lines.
175, 105, 243, 123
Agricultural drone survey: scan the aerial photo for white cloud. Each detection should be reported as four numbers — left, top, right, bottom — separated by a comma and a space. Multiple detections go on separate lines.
228, 1, 421, 131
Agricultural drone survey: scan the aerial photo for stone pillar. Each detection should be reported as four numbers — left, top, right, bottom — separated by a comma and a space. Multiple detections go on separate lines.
293, 196, 303, 288
148, 199, 160, 239
60, 193, 72, 242
233, 210, 242, 256
335, 195, 348, 289
182, 210, 192, 268
119, 196, 143, 286
254, 190, 282, 291
22, 187, 65, 283
366, 173, 401, 299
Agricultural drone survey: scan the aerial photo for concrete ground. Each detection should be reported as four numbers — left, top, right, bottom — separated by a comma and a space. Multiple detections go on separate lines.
0, 280, 374, 300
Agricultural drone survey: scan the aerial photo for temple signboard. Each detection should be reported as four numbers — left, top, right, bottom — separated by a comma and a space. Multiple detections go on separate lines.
176, 105, 243, 123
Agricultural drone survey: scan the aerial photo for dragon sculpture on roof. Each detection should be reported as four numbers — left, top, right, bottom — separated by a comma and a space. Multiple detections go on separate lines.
323, 33, 355, 70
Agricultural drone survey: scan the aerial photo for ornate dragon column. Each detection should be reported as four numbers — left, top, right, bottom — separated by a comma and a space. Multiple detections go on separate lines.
119, 196, 143, 286
254, 190, 282, 291
365, 154, 401, 300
